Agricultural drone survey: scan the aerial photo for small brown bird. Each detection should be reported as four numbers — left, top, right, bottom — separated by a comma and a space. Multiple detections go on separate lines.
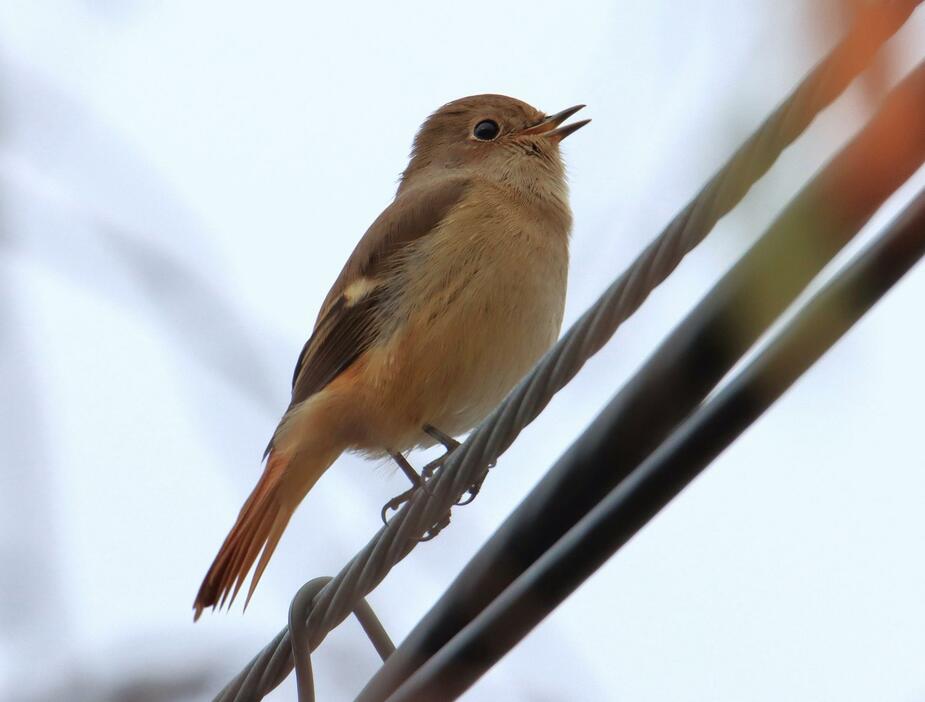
193, 94, 589, 620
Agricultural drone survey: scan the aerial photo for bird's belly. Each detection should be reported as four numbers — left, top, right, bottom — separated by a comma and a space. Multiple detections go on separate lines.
355, 244, 567, 453
415, 288, 561, 433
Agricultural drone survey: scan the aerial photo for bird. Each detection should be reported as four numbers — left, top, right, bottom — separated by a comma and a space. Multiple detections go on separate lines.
193, 94, 589, 620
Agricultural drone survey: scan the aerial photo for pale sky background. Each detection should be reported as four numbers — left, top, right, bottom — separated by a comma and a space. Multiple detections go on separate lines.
1, 2, 924, 701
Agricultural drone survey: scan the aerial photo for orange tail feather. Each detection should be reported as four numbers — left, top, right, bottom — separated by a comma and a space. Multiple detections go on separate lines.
193, 446, 335, 621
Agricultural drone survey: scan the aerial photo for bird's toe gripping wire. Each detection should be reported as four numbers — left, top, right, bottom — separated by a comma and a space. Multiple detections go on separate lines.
381, 451, 450, 541
423, 424, 493, 506
420, 424, 460, 482
379, 424, 490, 540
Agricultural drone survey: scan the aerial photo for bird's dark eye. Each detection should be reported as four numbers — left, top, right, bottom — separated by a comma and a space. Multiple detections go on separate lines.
473, 119, 500, 141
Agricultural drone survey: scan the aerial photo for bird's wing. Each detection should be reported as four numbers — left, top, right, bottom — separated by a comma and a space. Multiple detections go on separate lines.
288, 176, 470, 410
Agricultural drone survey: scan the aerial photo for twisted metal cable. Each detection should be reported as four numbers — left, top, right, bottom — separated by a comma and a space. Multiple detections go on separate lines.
214, 3, 922, 699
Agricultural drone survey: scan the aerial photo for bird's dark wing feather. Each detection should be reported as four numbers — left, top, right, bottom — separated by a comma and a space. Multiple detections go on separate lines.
288, 176, 470, 409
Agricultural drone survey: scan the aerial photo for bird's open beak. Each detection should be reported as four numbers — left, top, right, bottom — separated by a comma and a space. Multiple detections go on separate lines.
519, 104, 590, 141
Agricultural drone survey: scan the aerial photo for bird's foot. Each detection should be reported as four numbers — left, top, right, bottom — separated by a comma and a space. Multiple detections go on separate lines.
420, 452, 448, 482
381, 451, 451, 540
417, 510, 451, 541
420, 424, 461, 481
420, 425, 495, 506
379, 486, 451, 541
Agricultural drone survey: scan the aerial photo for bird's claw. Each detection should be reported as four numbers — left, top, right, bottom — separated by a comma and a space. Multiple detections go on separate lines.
455, 464, 493, 506
455, 484, 480, 506
380, 483, 450, 541
417, 511, 451, 541
380, 487, 417, 525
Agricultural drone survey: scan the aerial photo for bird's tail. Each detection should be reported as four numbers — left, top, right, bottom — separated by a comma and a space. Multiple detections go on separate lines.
193, 444, 339, 621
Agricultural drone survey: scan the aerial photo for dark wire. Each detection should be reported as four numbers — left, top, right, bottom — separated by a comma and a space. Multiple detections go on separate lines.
384, 182, 925, 702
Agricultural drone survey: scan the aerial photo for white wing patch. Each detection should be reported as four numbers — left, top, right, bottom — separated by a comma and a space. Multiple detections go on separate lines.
343, 276, 380, 306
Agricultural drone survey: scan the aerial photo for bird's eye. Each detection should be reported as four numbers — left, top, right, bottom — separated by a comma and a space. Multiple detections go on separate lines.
473, 119, 500, 141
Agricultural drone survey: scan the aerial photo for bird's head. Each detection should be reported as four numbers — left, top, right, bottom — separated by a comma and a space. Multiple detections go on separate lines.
398, 94, 589, 199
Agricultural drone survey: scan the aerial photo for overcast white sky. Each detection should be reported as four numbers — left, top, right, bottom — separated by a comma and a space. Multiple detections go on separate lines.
1, 2, 924, 701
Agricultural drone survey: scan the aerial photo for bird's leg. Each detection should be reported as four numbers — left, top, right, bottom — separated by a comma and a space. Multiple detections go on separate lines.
394, 451, 424, 487
421, 424, 461, 480
381, 452, 425, 525
423, 424, 460, 451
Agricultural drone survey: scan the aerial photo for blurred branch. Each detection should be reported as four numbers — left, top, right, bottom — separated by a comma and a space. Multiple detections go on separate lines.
0, 70, 65, 659
0, 57, 282, 413
0, 154, 279, 414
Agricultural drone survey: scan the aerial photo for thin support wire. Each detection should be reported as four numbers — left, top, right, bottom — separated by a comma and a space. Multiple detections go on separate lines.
213, 3, 924, 700
288, 578, 395, 702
